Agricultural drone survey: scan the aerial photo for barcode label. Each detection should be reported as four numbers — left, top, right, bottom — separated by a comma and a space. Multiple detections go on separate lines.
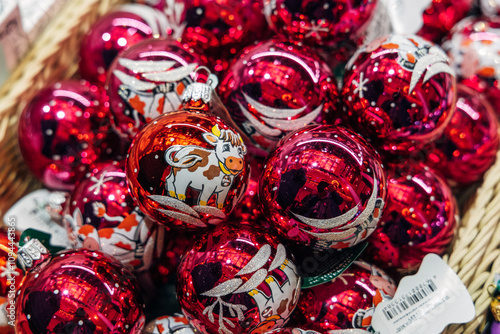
383, 279, 438, 320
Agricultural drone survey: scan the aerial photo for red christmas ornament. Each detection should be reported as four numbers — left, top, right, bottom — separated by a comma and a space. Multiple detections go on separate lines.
15, 240, 145, 333
0, 230, 22, 300
263, 0, 379, 48
446, 17, 500, 115
260, 125, 387, 251
79, 4, 169, 85
264, 328, 320, 334
144, 315, 195, 333
364, 163, 457, 273
219, 38, 338, 156
480, 0, 500, 17
292, 261, 396, 332
126, 110, 249, 229
177, 223, 301, 334
18, 80, 112, 191
425, 85, 499, 185
106, 38, 205, 140
342, 34, 456, 155
63, 160, 158, 272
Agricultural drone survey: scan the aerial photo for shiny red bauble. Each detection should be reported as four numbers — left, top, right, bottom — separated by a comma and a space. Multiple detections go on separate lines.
364, 163, 457, 273
79, 4, 169, 85
15, 248, 145, 333
177, 223, 301, 334
18, 80, 112, 191
64, 161, 157, 272
106, 38, 205, 140
144, 315, 195, 333
342, 34, 456, 155
263, 0, 379, 48
446, 17, 500, 115
426, 85, 499, 185
219, 38, 337, 156
260, 125, 387, 251
0, 230, 22, 300
126, 111, 248, 229
292, 260, 396, 332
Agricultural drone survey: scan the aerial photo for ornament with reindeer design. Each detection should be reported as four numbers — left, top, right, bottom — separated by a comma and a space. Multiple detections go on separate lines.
106, 38, 206, 140
260, 125, 387, 251
177, 223, 301, 334
342, 34, 456, 155
219, 37, 338, 157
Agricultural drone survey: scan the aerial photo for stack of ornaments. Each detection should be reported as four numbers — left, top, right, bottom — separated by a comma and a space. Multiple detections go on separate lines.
2, 0, 500, 333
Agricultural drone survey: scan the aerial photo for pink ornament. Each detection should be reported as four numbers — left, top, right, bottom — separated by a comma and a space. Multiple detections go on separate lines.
219, 38, 338, 156
263, 0, 379, 48
260, 125, 387, 251
342, 34, 456, 155
63, 161, 157, 272
364, 163, 457, 273
446, 17, 500, 115
79, 4, 169, 85
425, 85, 499, 185
292, 261, 396, 331
15, 243, 145, 333
126, 111, 249, 229
18, 80, 112, 191
177, 223, 301, 334
106, 38, 205, 140
144, 315, 195, 333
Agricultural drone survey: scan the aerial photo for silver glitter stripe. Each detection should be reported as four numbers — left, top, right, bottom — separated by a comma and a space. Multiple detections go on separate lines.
291, 205, 359, 229
207, 218, 224, 225
158, 209, 207, 227
410, 54, 450, 93
243, 93, 307, 118
423, 62, 455, 84
261, 103, 323, 131
193, 206, 227, 219
201, 278, 243, 297
268, 244, 286, 271
236, 244, 271, 276
345, 178, 378, 229
304, 227, 357, 241
142, 63, 198, 82
119, 4, 166, 37
149, 195, 200, 218
114, 70, 157, 91
233, 269, 267, 294
237, 101, 282, 137
118, 58, 176, 73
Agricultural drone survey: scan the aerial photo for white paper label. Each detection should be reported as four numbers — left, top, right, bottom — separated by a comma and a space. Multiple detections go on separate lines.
372, 254, 475, 334
381, 0, 433, 35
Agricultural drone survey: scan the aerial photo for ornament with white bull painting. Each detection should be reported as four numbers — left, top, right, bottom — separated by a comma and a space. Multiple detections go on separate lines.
177, 223, 301, 334
126, 111, 248, 229
107, 38, 206, 140
260, 125, 387, 251
64, 161, 158, 272
144, 314, 196, 333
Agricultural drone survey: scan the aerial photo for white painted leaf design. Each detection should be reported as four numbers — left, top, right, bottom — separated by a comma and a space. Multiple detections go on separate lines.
291, 204, 359, 230
201, 278, 243, 297
237, 101, 282, 137
114, 70, 157, 91
261, 103, 323, 131
236, 244, 272, 276
118, 58, 176, 73
233, 269, 268, 294
268, 244, 286, 271
142, 63, 198, 82
149, 195, 200, 218
243, 93, 307, 118
157, 209, 206, 227
193, 206, 227, 219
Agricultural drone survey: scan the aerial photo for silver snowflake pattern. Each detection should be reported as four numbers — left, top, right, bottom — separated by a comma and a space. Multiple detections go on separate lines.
352, 72, 369, 99
304, 20, 330, 40
88, 172, 113, 195
0, 265, 20, 279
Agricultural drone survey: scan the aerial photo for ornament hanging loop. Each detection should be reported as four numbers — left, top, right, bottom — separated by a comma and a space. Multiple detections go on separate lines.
182, 66, 219, 110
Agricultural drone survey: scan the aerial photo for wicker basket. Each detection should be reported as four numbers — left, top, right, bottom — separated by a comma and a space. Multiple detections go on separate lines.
0, 0, 497, 333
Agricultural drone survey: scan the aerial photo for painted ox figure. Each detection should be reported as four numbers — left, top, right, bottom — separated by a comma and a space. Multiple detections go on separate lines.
164, 124, 247, 209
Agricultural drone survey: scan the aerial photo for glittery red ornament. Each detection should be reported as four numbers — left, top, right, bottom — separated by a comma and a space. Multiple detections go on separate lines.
126, 111, 249, 229
219, 38, 337, 156
446, 17, 500, 115
63, 160, 158, 272
106, 38, 205, 140
342, 34, 456, 155
0, 230, 22, 300
292, 260, 396, 332
144, 315, 195, 333
18, 80, 112, 191
79, 4, 169, 85
364, 163, 457, 273
425, 85, 499, 185
260, 125, 387, 251
263, 0, 379, 48
177, 223, 301, 334
15, 244, 145, 333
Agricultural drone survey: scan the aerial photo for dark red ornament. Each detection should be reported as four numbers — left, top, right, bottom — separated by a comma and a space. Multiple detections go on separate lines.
106, 38, 205, 140
342, 34, 456, 155
219, 38, 337, 156
292, 260, 396, 332
425, 85, 499, 185
177, 223, 301, 334
260, 125, 387, 251
364, 163, 457, 274
79, 4, 169, 85
18, 80, 112, 191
